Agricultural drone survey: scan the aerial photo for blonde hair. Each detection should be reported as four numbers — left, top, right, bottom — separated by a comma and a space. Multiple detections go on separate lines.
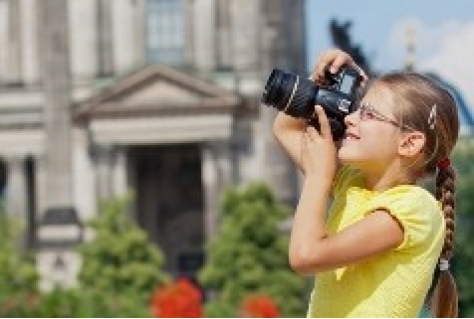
375, 72, 460, 317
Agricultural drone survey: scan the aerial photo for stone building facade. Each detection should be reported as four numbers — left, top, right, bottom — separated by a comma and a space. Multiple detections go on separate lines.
0, 0, 306, 286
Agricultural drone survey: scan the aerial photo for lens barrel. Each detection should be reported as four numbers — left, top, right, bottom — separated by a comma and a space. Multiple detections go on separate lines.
261, 69, 316, 118
261, 69, 296, 111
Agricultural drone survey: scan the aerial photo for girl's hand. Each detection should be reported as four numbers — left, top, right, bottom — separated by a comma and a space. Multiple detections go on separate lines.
301, 106, 337, 187
311, 49, 368, 85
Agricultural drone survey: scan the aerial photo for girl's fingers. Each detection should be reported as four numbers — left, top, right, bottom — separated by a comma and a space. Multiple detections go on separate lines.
314, 105, 333, 140
312, 49, 348, 80
313, 52, 334, 80
311, 49, 368, 85
328, 52, 351, 74
305, 124, 320, 140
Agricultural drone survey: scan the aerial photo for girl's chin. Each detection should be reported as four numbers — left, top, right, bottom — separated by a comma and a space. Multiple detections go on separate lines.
337, 151, 365, 167
337, 148, 357, 162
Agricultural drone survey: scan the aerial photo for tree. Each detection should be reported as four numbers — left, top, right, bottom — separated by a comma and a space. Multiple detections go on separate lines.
0, 204, 39, 317
76, 195, 170, 316
198, 183, 308, 317
451, 137, 474, 317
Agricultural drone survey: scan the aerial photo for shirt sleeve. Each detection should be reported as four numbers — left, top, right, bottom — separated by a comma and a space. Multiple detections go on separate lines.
363, 186, 444, 251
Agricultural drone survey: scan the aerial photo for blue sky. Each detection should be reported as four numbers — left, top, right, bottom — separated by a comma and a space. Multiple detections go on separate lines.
305, 0, 474, 108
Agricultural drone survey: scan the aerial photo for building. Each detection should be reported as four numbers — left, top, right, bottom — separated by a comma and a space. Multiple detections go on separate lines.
0, 0, 306, 287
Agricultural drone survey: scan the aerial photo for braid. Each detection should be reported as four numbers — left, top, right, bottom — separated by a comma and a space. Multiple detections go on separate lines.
436, 167, 456, 260
431, 165, 458, 317
374, 72, 460, 317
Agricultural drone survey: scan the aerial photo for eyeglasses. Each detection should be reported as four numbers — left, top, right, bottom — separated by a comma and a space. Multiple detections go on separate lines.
355, 102, 415, 131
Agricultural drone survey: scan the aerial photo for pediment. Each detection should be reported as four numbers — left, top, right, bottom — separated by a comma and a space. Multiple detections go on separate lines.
76, 64, 242, 121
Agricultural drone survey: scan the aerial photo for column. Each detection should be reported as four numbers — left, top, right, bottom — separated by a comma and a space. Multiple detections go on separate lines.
0, 2, 7, 83
5, 156, 27, 217
131, 0, 145, 67
38, 0, 74, 209
37, 0, 80, 292
201, 142, 232, 240
97, 0, 113, 76
215, 0, 231, 68
7, 0, 22, 84
93, 144, 116, 202
111, 147, 128, 198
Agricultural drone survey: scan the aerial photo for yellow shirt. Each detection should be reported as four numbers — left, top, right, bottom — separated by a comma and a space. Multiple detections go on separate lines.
307, 166, 445, 318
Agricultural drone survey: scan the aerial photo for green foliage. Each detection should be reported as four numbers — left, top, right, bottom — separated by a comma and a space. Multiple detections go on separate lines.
0, 195, 170, 317
451, 137, 474, 317
199, 183, 308, 317
0, 288, 152, 318
0, 205, 39, 317
78, 194, 170, 302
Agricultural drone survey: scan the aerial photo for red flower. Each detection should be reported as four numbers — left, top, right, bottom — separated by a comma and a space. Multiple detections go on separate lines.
151, 278, 203, 318
240, 295, 280, 318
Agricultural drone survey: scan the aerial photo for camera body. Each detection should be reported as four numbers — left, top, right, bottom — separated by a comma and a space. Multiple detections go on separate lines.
261, 67, 362, 140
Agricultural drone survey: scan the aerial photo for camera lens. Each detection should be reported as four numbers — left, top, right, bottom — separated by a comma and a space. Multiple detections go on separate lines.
261, 69, 315, 118
261, 69, 296, 111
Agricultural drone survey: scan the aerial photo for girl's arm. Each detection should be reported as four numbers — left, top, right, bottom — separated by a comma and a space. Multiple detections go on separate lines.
290, 188, 403, 274
288, 106, 403, 275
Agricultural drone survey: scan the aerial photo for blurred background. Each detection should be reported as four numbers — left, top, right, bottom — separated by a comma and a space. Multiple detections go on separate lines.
0, 0, 472, 317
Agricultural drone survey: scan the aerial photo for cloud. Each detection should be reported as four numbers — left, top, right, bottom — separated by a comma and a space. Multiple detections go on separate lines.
416, 21, 474, 109
382, 19, 474, 129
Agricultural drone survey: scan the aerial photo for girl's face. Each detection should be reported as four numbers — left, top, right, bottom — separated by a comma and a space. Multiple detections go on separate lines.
338, 84, 404, 171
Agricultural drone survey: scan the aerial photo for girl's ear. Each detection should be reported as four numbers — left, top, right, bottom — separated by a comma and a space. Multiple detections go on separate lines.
398, 131, 426, 157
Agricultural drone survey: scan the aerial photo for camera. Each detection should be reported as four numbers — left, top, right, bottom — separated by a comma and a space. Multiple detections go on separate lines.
261, 67, 362, 140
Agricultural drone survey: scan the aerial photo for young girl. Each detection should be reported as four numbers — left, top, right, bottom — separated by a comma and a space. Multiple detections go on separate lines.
274, 49, 459, 317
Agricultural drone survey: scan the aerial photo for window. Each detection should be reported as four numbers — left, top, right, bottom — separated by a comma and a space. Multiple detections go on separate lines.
146, 0, 185, 65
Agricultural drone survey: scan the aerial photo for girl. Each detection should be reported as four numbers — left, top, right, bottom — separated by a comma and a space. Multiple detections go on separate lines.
274, 49, 459, 317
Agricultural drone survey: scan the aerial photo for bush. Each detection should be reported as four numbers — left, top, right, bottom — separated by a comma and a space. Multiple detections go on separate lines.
76, 195, 170, 316
0, 205, 39, 317
199, 183, 308, 317
451, 137, 474, 317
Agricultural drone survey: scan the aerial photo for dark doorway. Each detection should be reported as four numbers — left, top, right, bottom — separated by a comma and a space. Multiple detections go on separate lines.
129, 144, 204, 277
0, 158, 6, 200
25, 156, 37, 248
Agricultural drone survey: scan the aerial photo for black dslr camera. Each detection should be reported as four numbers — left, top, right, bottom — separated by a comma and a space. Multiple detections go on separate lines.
261, 67, 362, 140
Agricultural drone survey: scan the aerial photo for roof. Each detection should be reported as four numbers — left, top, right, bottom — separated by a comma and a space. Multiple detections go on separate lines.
75, 64, 246, 123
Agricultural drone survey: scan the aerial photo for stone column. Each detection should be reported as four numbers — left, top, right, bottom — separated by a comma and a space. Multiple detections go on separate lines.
111, 146, 128, 198
38, 0, 74, 209
97, 0, 113, 76
93, 144, 116, 202
131, 0, 145, 67
0, 2, 7, 84
21, 0, 40, 85
215, 0, 231, 68
7, 0, 22, 84
5, 156, 27, 217
201, 142, 231, 240
37, 0, 80, 292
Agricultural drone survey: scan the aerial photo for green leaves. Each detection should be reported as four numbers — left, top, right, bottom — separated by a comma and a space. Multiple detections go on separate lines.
450, 138, 474, 317
199, 182, 308, 317
78, 195, 169, 299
